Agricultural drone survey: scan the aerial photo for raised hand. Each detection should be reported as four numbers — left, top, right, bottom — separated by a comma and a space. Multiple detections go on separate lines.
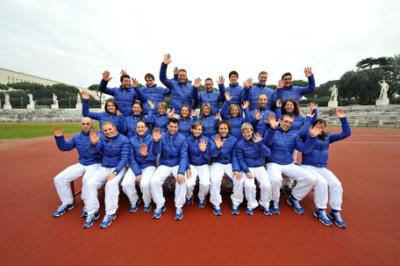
148, 100, 155, 110
139, 143, 148, 157
276, 99, 282, 108
335, 108, 346, 118
277, 80, 284, 89
254, 109, 262, 121
214, 134, 224, 149
233, 171, 242, 180
102, 70, 112, 81
81, 89, 90, 100
217, 75, 225, 85
224, 92, 233, 102
199, 139, 207, 152
173, 66, 179, 75
304, 67, 313, 77
152, 128, 162, 142
214, 112, 222, 121
163, 54, 172, 65
306, 103, 315, 118
54, 127, 63, 137
176, 174, 185, 185
194, 78, 202, 88
190, 109, 197, 117
246, 172, 254, 179
168, 108, 176, 118
186, 169, 192, 179
309, 125, 322, 137
120, 69, 129, 76
89, 128, 100, 144
268, 114, 280, 129
253, 132, 262, 143
131, 78, 139, 87
241, 100, 249, 109
243, 78, 253, 89
116, 110, 122, 116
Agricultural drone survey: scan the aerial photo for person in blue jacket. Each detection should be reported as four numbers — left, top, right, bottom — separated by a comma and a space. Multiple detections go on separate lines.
99, 70, 147, 117
197, 78, 224, 115
185, 121, 212, 208
159, 54, 200, 112
81, 90, 126, 135
150, 118, 188, 221
217, 71, 249, 105
272, 67, 315, 107
178, 104, 198, 138
146, 102, 173, 133
121, 121, 157, 213
124, 101, 149, 138
199, 103, 220, 137
275, 99, 317, 132
209, 120, 242, 216
83, 121, 130, 229
52, 117, 102, 218
235, 123, 273, 216
246, 71, 275, 111
264, 114, 320, 215
248, 94, 275, 136
300, 108, 351, 228
220, 92, 251, 139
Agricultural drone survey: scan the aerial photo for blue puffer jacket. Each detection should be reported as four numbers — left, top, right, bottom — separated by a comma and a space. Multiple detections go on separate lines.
301, 117, 351, 167
199, 115, 218, 137
146, 110, 168, 132
209, 134, 240, 171
99, 80, 147, 117
218, 83, 248, 105
271, 75, 315, 105
235, 138, 271, 173
248, 107, 275, 136
186, 134, 211, 165
95, 133, 130, 174
124, 113, 148, 138
159, 63, 198, 112
136, 84, 170, 114
128, 132, 157, 176
178, 116, 197, 138
153, 132, 188, 174
263, 127, 316, 165
220, 101, 251, 139
248, 84, 274, 110
55, 131, 102, 166
275, 108, 318, 131
82, 99, 126, 135
198, 90, 223, 115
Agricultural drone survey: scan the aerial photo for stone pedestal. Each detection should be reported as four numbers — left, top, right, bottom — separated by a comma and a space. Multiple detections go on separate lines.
27, 103, 35, 110
375, 99, 389, 106
328, 100, 338, 108
51, 103, 59, 109
3, 103, 12, 110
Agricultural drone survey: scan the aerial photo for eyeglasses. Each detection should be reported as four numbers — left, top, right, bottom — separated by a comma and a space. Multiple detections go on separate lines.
81, 123, 90, 125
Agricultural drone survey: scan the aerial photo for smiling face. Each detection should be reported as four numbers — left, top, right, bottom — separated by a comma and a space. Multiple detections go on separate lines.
282, 74, 292, 87
218, 123, 229, 137
284, 101, 295, 113
121, 77, 132, 89
281, 115, 294, 131
229, 74, 238, 85
132, 103, 142, 115
191, 124, 203, 137
158, 105, 166, 115
258, 94, 268, 108
242, 127, 253, 141
81, 117, 92, 133
258, 72, 268, 85
106, 101, 117, 114
136, 121, 147, 136
145, 76, 155, 87
178, 70, 187, 84
102, 123, 117, 138
205, 79, 213, 91
168, 121, 179, 135
202, 104, 211, 116
180, 106, 190, 118
230, 105, 240, 117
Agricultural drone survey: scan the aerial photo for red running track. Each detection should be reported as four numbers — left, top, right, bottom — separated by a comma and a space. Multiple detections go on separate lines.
0, 127, 399, 266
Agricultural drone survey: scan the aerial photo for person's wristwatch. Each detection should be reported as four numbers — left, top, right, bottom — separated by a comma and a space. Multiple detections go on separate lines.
112, 171, 118, 175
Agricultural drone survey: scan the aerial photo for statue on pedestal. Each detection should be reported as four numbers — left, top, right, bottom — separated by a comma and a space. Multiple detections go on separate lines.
75, 93, 82, 110
51, 93, 59, 109
376, 80, 390, 106
27, 93, 36, 110
3, 93, 12, 110
328, 85, 338, 108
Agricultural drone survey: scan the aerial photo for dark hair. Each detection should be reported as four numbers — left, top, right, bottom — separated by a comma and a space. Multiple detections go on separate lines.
133, 101, 143, 110
282, 113, 294, 120
258, 71, 268, 77
144, 73, 155, 80
136, 120, 148, 128
217, 120, 231, 133
229, 71, 239, 79
282, 100, 300, 116
120, 74, 130, 82
281, 72, 292, 80
104, 99, 119, 114
312, 118, 327, 139
168, 117, 179, 125
178, 69, 187, 73
205, 78, 213, 83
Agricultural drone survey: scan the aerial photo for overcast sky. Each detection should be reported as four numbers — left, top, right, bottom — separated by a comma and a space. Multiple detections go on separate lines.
0, 0, 399, 88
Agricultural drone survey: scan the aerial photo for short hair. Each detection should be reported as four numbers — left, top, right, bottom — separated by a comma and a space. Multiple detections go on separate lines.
217, 120, 231, 132
205, 78, 213, 83
178, 69, 187, 74
104, 99, 119, 114
133, 101, 143, 109
136, 120, 148, 128
158, 102, 167, 110
102, 120, 116, 128
281, 72, 292, 80
229, 71, 239, 79
258, 71, 268, 77
241, 122, 253, 131
282, 113, 294, 121
168, 117, 179, 125
258, 94, 268, 101
312, 118, 327, 128
190, 121, 203, 130
144, 73, 155, 80
120, 74, 130, 82
282, 100, 300, 116
228, 103, 240, 114
201, 103, 212, 115
180, 104, 191, 113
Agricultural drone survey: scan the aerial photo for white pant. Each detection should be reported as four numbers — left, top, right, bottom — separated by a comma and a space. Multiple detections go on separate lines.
302, 165, 343, 210
53, 163, 100, 205
84, 167, 126, 215
121, 166, 155, 206
150, 165, 187, 209
186, 164, 211, 201
242, 166, 272, 209
209, 163, 244, 208
267, 162, 316, 203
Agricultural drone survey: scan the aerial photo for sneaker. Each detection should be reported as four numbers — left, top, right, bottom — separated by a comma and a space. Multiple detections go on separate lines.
212, 205, 222, 216
175, 208, 184, 221
328, 210, 347, 229
129, 204, 139, 213
100, 214, 116, 228
313, 209, 333, 227
231, 205, 240, 215
152, 205, 167, 219
52, 203, 74, 217
198, 199, 206, 208
185, 197, 193, 205
287, 195, 305, 215
263, 207, 273, 216
271, 202, 280, 215
80, 209, 88, 218
83, 212, 99, 229
245, 207, 255, 216
143, 204, 152, 213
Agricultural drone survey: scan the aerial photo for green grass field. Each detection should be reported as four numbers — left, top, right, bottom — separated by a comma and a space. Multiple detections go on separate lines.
0, 123, 100, 139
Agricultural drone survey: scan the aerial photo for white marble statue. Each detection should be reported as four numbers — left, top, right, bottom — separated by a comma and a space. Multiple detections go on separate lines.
75, 93, 82, 109
3, 92, 12, 109
329, 85, 338, 102
51, 93, 59, 109
27, 93, 36, 110
379, 80, 389, 100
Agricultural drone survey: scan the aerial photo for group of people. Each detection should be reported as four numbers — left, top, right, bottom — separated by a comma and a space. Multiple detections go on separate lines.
52, 54, 351, 229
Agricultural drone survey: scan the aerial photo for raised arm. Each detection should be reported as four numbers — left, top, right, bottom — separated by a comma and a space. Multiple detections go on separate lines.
81, 90, 101, 120
299, 67, 315, 95
54, 128, 76, 151
99, 71, 115, 96
328, 108, 351, 143
159, 54, 175, 88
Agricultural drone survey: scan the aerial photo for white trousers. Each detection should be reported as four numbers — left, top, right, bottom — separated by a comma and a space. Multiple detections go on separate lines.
53, 163, 100, 205
186, 164, 211, 201
302, 165, 343, 210
121, 166, 156, 206
150, 165, 187, 209
85, 167, 126, 215
267, 162, 316, 203
242, 166, 272, 209
209, 163, 244, 208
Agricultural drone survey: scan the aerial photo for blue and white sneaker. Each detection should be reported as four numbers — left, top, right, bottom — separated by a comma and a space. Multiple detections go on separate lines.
263, 207, 273, 216
245, 207, 255, 216
212, 205, 222, 216
271, 202, 280, 215
231, 205, 240, 215
129, 203, 139, 213
175, 208, 184, 221
143, 204, 152, 213
198, 199, 206, 208
100, 214, 116, 228
152, 205, 166, 219
313, 209, 333, 227
185, 197, 193, 205
83, 212, 99, 229
287, 195, 305, 215
328, 210, 347, 229
80, 208, 88, 218
52, 203, 74, 217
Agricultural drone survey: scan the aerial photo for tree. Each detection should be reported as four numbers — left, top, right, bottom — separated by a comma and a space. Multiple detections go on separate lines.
382, 54, 400, 99
356, 57, 389, 70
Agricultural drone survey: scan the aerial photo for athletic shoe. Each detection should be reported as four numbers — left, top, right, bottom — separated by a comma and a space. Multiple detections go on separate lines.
231, 205, 240, 215
185, 197, 193, 205
152, 205, 167, 219
83, 212, 99, 229
287, 195, 305, 215
328, 210, 347, 229
80, 209, 88, 218
143, 204, 152, 213
175, 208, 184, 221
271, 202, 280, 215
52, 203, 74, 217
198, 200, 206, 208
100, 214, 116, 228
313, 209, 333, 227
129, 204, 139, 213
263, 207, 273, 216
245, 207, 255, 216
212, 205, 222, 216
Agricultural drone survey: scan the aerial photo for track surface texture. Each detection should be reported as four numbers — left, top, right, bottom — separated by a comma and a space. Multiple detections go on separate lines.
0, 127, 399, 266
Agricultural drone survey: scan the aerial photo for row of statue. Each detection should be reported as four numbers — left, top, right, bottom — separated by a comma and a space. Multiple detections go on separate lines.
0, 93, 82, 110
